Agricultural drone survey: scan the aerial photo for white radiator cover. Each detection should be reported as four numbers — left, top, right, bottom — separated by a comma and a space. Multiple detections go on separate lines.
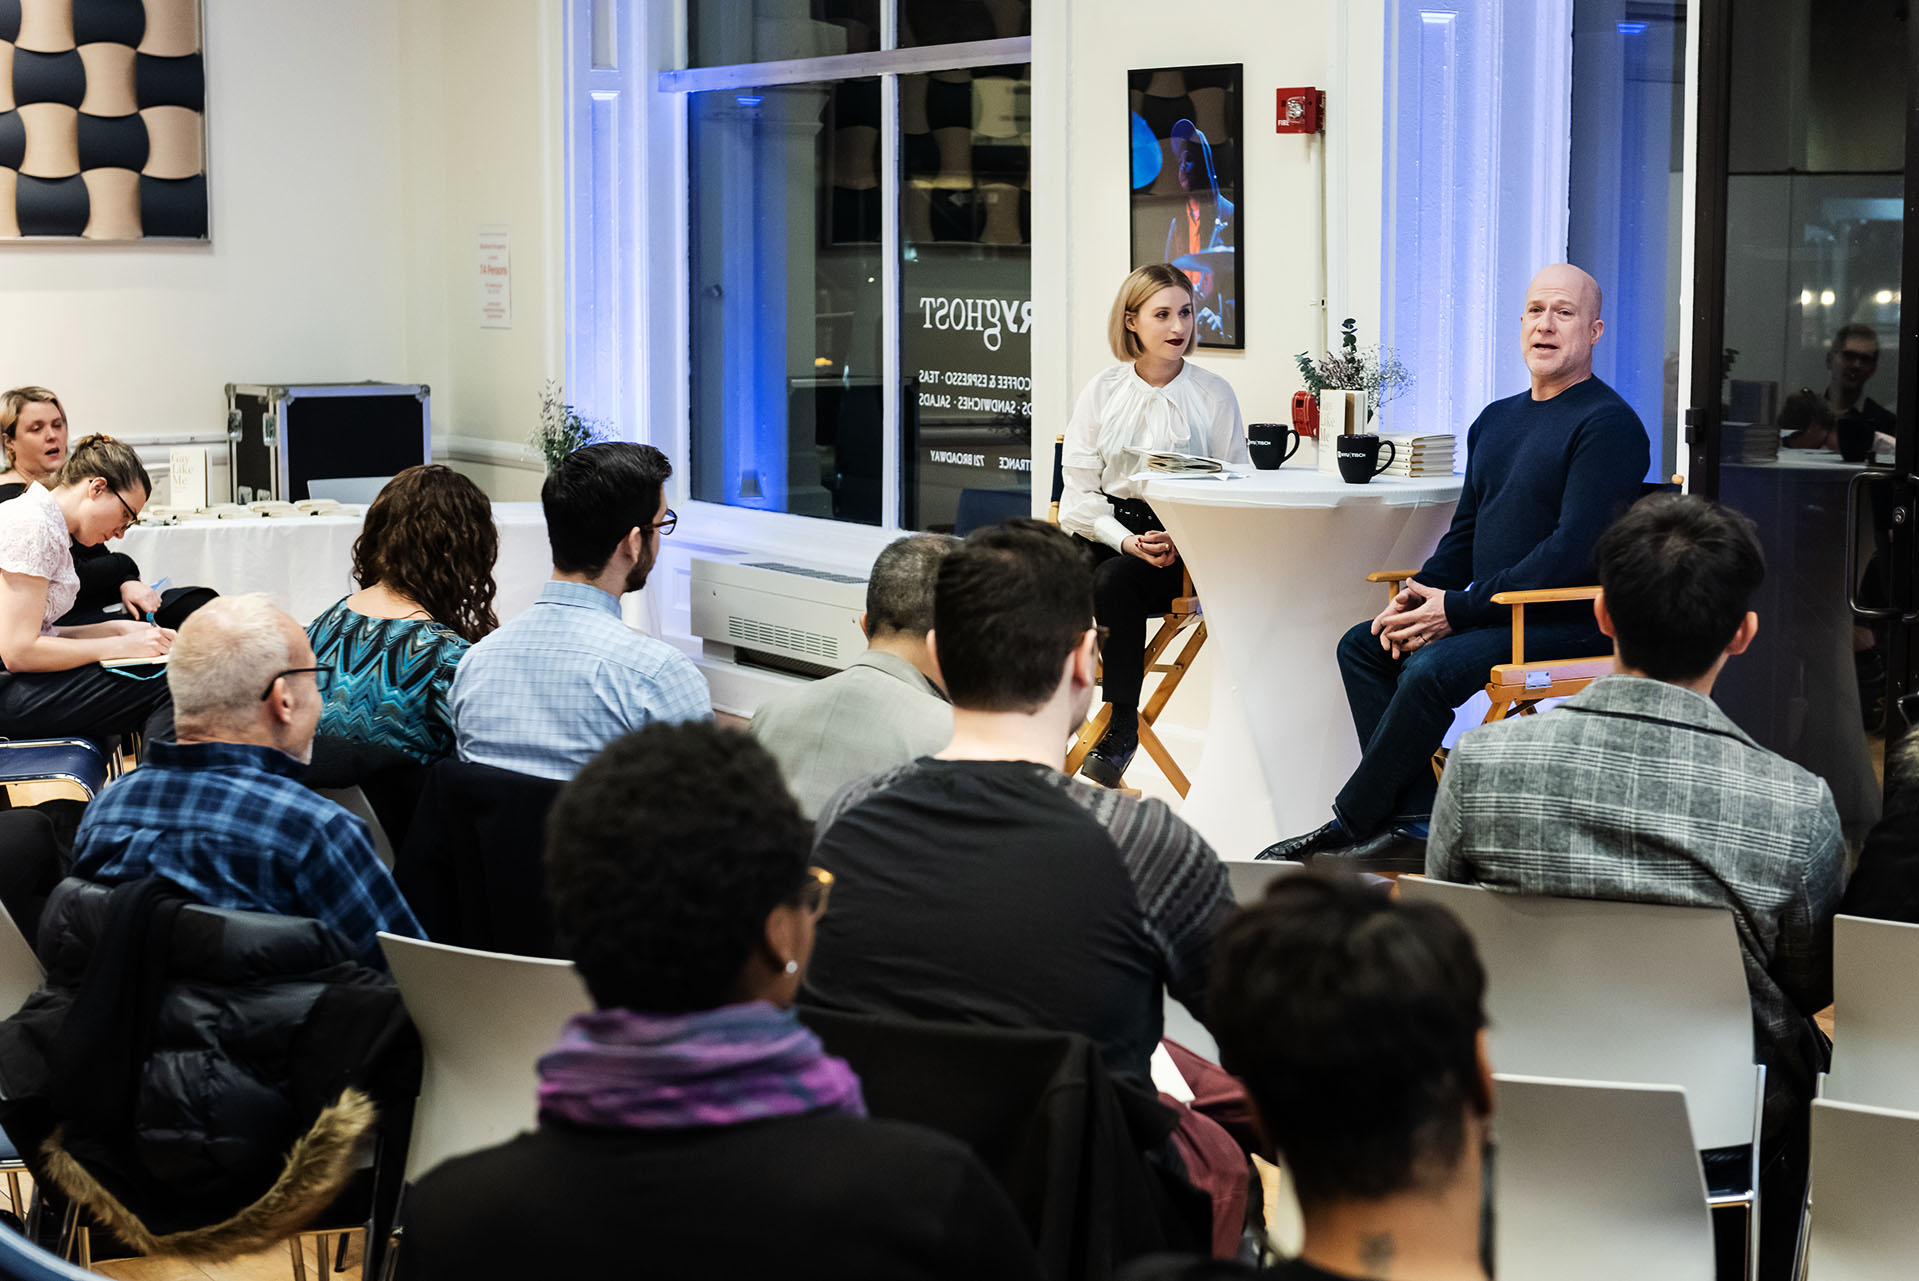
689, 556, 869, 673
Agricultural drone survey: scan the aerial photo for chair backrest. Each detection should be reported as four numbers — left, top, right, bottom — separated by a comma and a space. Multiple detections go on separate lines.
1822, 914, 1919, 1111
1399, 878, 1760, 1150
1493, 1073, 1716, 1281
1806, 1096, 1919, 1280
0, 901, 43, 1021
1222, 858, 1298, 906
378, 933, 594, 1181
0, 1225, 102, 1281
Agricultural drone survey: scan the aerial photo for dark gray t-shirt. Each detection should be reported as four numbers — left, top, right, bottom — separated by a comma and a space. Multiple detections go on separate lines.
802, 758, 1233, 1088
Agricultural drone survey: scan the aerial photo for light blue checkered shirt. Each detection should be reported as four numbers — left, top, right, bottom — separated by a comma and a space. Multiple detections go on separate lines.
450, 579, 712, 780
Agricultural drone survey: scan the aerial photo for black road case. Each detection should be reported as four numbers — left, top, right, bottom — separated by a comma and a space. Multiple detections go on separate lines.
225, 382, 431, 503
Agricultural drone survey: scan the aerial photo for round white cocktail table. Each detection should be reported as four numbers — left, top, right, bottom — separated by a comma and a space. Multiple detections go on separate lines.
1139, 466, 1462, 857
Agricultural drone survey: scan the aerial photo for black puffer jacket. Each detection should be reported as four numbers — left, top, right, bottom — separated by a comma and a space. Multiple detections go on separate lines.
0, 877, 419, 1258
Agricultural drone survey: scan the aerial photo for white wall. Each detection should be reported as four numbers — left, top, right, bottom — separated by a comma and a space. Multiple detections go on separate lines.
1033, 1, 1385, 453
0, 2, 410, 478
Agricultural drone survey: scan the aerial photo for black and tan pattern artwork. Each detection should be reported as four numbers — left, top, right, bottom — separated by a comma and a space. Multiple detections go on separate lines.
0, 0, 207, 240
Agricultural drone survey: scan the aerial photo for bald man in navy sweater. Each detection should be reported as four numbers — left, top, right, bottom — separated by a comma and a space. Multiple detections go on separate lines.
1264, 264, 1650, 863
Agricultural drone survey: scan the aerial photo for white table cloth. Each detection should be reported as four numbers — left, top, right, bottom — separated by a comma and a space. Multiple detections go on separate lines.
115, 502, 554, 626
1140, 466, 1462, 856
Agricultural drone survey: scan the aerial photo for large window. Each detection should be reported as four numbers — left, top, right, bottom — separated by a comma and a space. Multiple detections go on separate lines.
677, 3, 1031, 532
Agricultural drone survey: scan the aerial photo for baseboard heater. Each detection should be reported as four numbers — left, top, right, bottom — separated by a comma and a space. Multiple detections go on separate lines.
689, 557, 869, 678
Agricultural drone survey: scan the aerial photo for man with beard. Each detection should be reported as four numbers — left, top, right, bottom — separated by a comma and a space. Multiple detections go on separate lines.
451, 442, 710, 780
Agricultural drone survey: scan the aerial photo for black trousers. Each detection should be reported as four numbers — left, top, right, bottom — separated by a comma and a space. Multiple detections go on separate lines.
0, 664, 173, 747
1078, 536, 1185, 734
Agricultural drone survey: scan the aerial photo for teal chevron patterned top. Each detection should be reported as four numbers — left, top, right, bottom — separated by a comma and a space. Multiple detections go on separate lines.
307, 598, 474, 764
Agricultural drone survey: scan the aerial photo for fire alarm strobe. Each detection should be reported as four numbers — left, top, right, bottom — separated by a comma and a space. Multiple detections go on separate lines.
1276, 87, 1324, 134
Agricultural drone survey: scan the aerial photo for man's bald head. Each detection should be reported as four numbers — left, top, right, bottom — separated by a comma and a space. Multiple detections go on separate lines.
168, 594, 314, 744
1521, 264, 1605, 399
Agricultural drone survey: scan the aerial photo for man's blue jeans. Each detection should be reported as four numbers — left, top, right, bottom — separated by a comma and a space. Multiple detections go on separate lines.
1331, 615, 1607, 836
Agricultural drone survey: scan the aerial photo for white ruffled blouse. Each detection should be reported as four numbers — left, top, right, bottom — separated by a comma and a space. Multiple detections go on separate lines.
1058, 361, 1248, 550
0, 483, 79, 633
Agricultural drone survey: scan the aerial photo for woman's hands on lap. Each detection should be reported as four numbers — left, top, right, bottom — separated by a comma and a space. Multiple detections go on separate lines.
1122, 530, 1178, 568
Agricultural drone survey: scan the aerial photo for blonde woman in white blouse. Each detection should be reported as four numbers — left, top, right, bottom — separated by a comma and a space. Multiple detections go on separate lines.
0, 434, 174, 746
1058, 264, 1247, 786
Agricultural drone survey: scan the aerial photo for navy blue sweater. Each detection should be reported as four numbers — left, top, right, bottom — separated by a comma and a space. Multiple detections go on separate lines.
1420, 376, 1649, 631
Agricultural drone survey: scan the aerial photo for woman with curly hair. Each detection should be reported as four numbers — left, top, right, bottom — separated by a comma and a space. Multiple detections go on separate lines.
306, 465, 498, 763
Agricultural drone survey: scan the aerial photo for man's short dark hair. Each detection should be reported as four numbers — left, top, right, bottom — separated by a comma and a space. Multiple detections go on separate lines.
1206, 870, 1487, 1208
1593, 493, 1764, 682
1832, 322, 1880, 353
545, 722, 812, 1013
866, 534, 960, 637
933, 519, 1093, 713
542, 442, 672, 575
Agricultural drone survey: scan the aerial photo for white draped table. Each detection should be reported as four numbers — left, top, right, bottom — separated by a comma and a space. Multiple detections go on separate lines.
1140, 467, 1462, 857
115, 501, 554, 626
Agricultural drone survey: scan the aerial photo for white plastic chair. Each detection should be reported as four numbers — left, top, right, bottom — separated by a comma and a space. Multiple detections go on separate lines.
377, 933, 594, 1181
1493, 1073, 1717, 1281
1821, 915, 1919, 1112
1803, 1097, 1919, 1280
1399, 878, 1764, 1276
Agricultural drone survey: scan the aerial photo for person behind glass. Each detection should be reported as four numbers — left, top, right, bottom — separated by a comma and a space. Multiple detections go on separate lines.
0, 386, 211, 630
0, 434, 174, 745
1060, 263, 1247, 786
396, 722, 1043, 1280
307, 465, 498, 765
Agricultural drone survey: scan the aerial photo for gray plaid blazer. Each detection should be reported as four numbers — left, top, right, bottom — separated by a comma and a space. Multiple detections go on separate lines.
1428, 674, 1845, 1137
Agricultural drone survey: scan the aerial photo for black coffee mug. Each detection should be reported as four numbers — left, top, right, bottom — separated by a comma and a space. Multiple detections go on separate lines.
1336, 434, 1397, 484
1246, 424, 1302, 470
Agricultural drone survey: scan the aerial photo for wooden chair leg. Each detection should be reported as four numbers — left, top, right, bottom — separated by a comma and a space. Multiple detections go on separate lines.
291, 1233, 310, 1281
1065, 703, 1112, 776
1141, 621, 1206, 727
1137, 721, 1191, 798
1430, 746, 1449, 783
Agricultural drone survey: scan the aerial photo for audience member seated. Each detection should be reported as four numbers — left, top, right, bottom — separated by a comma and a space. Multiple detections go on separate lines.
802, 521, 1245, 1250
71, 594, 424, 966
0, 388, 213, 630
397, 722, 1042, 1280
1123, 870, 1493, 1281
308, 464, 498, 764
0, 433, 174, 746
451, 442, 710, 780
1264, 264, 1647, 864
751, 533, 957, 817
1426, 493, 1841, 1271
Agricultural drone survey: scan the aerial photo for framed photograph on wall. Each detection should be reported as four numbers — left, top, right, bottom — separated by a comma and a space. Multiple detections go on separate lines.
1128, 64, 1242, 349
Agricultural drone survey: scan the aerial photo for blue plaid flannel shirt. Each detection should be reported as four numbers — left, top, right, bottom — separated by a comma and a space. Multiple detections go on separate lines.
71, 738, 424, 966
449, 579, 713, 781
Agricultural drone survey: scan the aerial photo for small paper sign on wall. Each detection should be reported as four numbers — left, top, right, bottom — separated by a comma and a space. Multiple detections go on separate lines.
478, 226, 512, 328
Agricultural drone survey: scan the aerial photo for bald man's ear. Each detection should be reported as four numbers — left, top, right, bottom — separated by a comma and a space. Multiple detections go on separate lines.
1590, 318, 1605, 345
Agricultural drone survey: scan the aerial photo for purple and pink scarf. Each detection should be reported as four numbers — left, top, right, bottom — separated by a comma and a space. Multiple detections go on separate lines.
536, 1000, 866, 1131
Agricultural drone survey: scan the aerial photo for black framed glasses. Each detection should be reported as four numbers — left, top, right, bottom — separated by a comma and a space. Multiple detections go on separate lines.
645, 509, 678, 536
259, 666, 332, 701
108, 488, 138, 534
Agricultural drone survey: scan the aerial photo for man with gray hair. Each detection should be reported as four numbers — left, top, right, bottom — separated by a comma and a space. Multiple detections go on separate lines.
71, 594, 422, 965
750, 534, 957, 816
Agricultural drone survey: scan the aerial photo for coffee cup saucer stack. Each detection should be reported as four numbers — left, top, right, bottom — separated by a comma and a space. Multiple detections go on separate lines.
1376, 432, 1455, 477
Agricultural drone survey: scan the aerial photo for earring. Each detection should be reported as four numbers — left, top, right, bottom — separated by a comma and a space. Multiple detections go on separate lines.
783, 960, 798, 975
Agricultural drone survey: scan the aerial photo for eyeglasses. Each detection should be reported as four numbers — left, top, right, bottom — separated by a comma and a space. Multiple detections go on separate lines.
108, 488, 138, 535
797, 865, 834, 917
259, 666, 333, 701
645, 509, 678, 536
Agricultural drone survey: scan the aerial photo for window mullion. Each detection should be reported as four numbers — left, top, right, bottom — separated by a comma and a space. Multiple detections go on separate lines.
881, 0, 898, 51
879, 71, 902, 530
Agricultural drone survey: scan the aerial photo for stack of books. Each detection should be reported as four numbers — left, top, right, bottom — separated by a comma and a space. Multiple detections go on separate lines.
1719, 422, 1779, 464
1143, 452, 1224, 474
1377, 433, 1456, 477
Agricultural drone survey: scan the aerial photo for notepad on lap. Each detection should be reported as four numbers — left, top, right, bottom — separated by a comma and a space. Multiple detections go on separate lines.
101, 655, 170, 669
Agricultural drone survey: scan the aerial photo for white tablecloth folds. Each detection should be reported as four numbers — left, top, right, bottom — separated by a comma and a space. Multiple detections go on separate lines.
116, 502, 554, 626
1139, 467, 1463, 856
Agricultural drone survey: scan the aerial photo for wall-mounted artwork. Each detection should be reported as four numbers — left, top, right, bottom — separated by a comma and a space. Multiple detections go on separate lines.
1128, 64, 1241, 349
0, 0, 208, 240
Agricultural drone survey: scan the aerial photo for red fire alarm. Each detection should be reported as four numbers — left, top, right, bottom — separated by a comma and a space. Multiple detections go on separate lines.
1276, 87, 1324, 134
